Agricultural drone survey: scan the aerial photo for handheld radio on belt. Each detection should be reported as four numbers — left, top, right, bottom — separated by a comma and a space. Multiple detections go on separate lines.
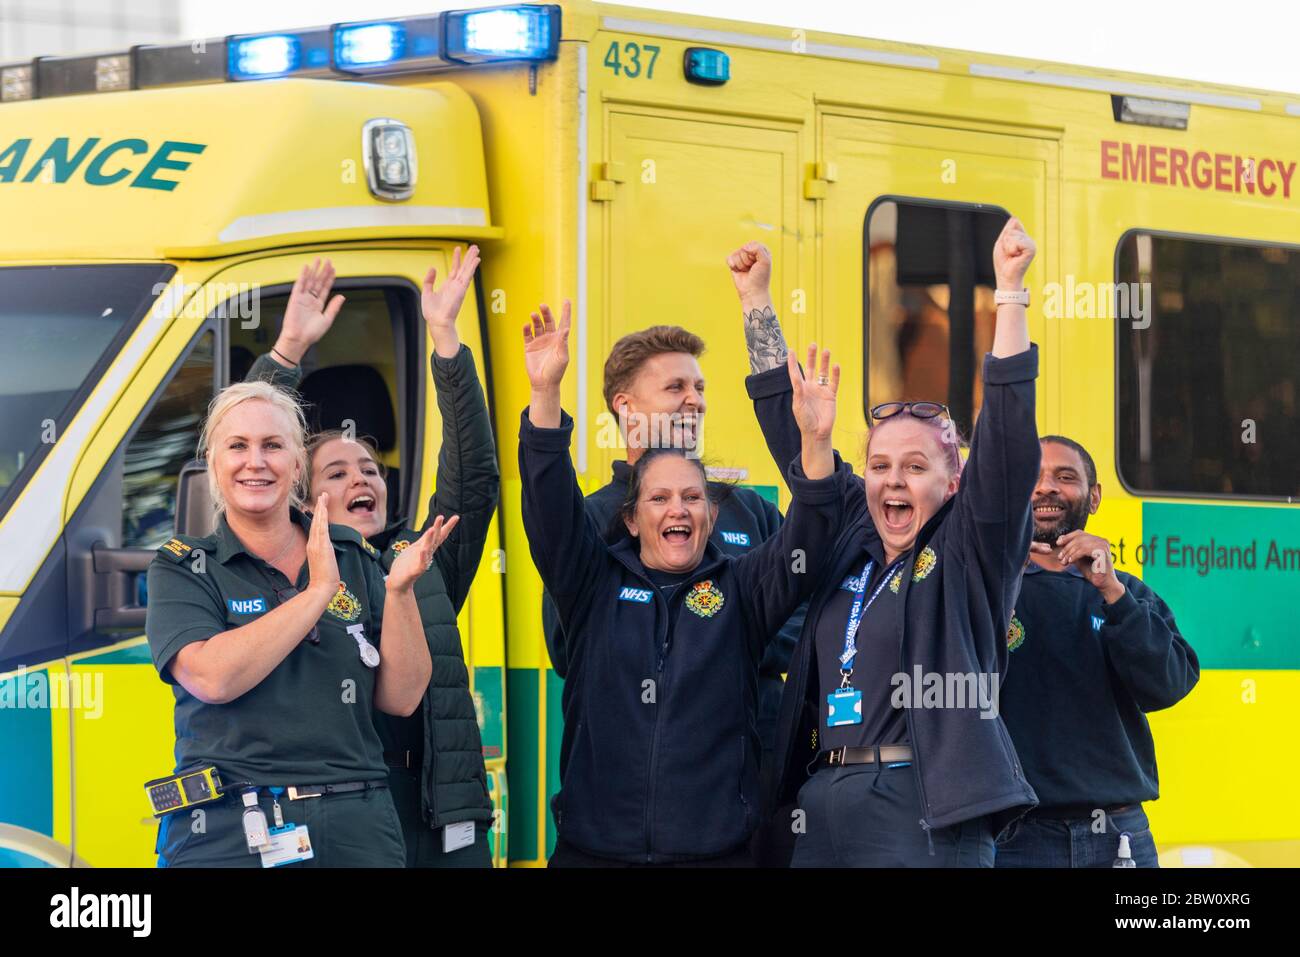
143, 764, 250, 818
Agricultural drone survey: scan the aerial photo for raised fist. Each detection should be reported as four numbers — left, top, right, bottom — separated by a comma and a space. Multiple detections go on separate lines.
726, 241, 772, 307
993, 217, 1036, 290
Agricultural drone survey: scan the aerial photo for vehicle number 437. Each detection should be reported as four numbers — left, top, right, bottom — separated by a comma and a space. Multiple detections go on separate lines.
604, 41, 660, 79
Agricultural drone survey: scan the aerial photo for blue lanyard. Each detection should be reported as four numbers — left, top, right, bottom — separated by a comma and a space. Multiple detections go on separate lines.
839, 559, 902, 675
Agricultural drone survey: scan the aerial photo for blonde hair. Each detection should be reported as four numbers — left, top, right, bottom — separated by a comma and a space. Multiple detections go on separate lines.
198, 381, 308, 515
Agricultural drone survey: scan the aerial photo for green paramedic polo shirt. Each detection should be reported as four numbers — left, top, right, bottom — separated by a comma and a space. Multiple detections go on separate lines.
145, 507, 391, 787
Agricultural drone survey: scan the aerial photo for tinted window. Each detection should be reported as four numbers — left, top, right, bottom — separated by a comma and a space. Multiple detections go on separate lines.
122, 331, 215, 548
1117, 233, 1300, 498
228, 285, 415, 525
865, 200, 1008, 434
0, 264, 174, 517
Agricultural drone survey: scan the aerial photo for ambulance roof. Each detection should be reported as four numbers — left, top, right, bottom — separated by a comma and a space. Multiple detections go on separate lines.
580, 0, 1299, 109
0, 79, 496, 261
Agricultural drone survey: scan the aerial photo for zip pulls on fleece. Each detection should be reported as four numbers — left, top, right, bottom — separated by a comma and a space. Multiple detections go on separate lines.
637, 558, 710, 862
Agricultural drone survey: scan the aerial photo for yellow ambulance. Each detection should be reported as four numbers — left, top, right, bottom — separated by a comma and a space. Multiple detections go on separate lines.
0, 1, 1296, 867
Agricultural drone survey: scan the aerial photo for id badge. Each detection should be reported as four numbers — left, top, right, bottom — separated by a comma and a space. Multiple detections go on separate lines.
442, 820, 475, 853
258, 823, 314, 868
827, 688, 863, 727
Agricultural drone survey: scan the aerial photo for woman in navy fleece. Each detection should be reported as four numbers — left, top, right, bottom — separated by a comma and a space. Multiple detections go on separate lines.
729, 217, 1043, 867
518, 299, 846, 866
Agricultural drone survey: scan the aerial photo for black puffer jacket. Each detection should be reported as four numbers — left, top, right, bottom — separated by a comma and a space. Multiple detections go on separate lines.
248, 345, 497, 828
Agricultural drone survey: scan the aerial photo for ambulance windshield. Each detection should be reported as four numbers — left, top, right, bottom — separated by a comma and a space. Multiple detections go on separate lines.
0, 264, 176, 516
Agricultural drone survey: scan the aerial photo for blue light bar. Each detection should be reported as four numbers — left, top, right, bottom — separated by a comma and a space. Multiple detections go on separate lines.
227, 28, 332, 81
338, 24, 404, 66
332, 16, 443, 75
684, 47, 729, 86
443, 4, 560, 64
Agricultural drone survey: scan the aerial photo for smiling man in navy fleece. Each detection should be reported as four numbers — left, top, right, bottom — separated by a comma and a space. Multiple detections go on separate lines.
994, 435, 1199, 868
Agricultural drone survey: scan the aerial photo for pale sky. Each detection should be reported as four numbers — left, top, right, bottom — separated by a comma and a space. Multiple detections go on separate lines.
179, 0, 1300, 96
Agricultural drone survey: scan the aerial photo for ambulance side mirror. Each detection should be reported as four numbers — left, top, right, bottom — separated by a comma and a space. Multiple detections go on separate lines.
176, 460, 216, 538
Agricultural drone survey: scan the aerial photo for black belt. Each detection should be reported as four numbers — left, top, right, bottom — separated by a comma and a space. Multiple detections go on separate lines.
1024, 802, 1137, 821
819, 744, 914, 767
284, 781, 389, 801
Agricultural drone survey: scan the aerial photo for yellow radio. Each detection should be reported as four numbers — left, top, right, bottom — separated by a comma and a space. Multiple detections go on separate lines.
144, 765, 225, 818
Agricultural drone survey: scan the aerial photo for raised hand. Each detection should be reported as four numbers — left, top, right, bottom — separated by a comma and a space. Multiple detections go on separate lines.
726, 241, 773, 309
522, 301, 571, 391
422, 245, 481, 358
993, 216, 1036, 290
305, 493, 341, 599
277, 259, 345, 364
788, 343, 839, 443
386, 515, 461, 593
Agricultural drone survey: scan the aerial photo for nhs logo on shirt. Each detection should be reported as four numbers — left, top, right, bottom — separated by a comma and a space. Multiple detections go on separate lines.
720, 531, 751, 547
618, 587, 653, 604
228, 597, 267, 615
1091, 614, 1105, 632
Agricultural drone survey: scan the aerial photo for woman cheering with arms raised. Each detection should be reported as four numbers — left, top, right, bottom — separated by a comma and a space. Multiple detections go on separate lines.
519, 300, 848, 866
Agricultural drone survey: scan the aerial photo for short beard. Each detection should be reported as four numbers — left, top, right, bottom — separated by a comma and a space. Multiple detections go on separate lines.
1032, 496, 1091, 544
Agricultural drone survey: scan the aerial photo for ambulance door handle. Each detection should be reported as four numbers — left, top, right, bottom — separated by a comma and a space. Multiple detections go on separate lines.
91, 545, 153, 575
88, 542, 152, 632
94, 607, 146, 630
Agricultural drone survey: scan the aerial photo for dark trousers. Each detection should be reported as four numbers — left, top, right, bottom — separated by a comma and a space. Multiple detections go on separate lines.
156, 785, 405, 868
548, 837, 753, 868
994, 804, 1160, 868
388, 766, 492, 868
790, 763, 994, 868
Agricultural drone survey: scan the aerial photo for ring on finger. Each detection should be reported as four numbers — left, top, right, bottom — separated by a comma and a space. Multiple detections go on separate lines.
816, 375, 830, 385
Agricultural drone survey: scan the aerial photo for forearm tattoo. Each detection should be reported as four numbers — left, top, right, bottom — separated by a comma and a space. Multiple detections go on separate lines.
743, 305, 788, 374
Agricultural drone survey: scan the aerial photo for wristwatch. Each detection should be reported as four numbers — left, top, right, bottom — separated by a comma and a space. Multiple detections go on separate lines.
994, 288, 1030, 306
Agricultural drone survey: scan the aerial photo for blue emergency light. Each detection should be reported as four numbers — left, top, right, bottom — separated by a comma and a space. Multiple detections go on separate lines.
332, 17, 443, 75
443, 5, 560, 64
684, 47, 729, 85
227, 29, 331, 80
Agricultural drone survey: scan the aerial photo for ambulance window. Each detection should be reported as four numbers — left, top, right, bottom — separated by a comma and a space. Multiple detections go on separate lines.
1117, 232, 1300, 499
0, 263, 174, 522
121, 330, 216, 549
864, 200, 1008, 436
226, 282, 421, 525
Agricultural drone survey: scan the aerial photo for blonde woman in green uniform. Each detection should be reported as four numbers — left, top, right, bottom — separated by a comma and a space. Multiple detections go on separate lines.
247, 248, 498, 866
147, 380, 451, 867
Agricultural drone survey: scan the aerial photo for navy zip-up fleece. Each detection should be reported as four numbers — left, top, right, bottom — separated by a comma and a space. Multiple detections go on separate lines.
519, 410, 845, 863
1002, 563, 1199, 808
749, 347, 1043, 850
540, 461, 803, 752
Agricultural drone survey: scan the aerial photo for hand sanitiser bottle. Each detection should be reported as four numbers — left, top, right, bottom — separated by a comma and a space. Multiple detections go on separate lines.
1113, 831, 1137, 868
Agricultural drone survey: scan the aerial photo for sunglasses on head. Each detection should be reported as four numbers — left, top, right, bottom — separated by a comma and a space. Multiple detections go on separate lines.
870, 401, 951, 422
